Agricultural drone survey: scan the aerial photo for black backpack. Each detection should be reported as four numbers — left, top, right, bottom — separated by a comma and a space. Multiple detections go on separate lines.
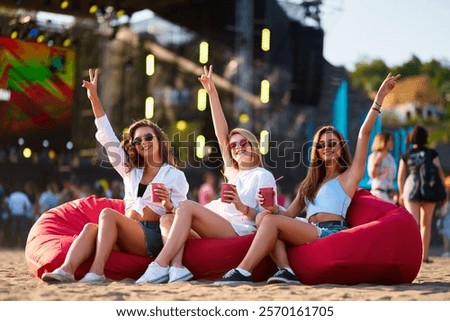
418, 149, 446, 202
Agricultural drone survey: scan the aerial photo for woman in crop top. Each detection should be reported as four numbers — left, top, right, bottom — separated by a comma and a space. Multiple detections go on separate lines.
135, 65, 279, 284
42, 68, 188, 284
215, 73, 401, 285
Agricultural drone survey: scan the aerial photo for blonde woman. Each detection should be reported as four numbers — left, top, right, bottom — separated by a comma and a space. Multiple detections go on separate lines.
367, 132, 397, 203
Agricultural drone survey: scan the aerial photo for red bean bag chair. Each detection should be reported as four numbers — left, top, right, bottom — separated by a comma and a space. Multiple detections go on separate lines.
25, 195, 275, 282
26, 189, 422, 284
287, 189, 422, 285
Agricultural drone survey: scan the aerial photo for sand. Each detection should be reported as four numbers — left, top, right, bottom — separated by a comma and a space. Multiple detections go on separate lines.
0, 248, 449, 301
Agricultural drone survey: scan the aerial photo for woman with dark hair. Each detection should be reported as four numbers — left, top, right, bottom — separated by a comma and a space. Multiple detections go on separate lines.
42, 68, 189, 283
398, 124, 446, 263
214, 73, 400, 284
367, 131, 397, 203
135, 65, 279, 284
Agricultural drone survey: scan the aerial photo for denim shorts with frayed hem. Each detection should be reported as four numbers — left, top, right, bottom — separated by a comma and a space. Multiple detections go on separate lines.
317, 224, 348, 238
139, 221, 163, 257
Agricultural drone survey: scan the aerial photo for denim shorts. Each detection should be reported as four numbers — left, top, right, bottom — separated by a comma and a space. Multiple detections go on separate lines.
314, 221, 349, 238
138, 221, 163, 257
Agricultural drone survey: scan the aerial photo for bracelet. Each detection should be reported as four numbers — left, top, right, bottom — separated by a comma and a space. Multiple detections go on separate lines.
371, 107, 381, 114
274, 206, 281, 215
374, 101, 382, 108
166, 204, 174, 214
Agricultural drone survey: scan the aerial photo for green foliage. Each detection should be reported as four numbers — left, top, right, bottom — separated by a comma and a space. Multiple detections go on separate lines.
349, 56, 450, 145
349, 59, 389, 93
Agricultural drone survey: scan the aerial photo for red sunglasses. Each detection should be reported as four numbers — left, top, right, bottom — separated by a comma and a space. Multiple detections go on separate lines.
229, 139, 249, 150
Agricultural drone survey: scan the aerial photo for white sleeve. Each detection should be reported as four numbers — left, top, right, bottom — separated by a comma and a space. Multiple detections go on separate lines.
94, 115, 127, 178
166, 169, 189, 208
258, 170, 278, 204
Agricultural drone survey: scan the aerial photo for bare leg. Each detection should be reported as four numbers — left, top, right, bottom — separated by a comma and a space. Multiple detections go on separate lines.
420, 202, 436, 260
155, 200, 238, 267
160, 214, 185, 267
270, 240, 291, 268
239, 215, 319, 272
403, 199, 421, 225
256, 210, 291, 269
88, 208, 148, 275
59, 223, 98, 275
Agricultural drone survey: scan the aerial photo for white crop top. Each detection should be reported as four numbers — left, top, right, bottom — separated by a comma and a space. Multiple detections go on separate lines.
305, 177, 351, 219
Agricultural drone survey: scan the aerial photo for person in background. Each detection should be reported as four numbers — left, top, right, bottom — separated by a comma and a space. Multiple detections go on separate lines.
437, 188, 450, 257
197, 172, 217, 205
7, 182, 32, 247
214, 73, 400, 284
38, 181, 60, 215
42, 68, 189, 284
135, 65, 279, 284
397, 124, 447, 263
367, 131, 397, 203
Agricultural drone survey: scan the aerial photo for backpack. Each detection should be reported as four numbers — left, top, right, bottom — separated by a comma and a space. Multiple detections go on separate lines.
418, 149, 446, 202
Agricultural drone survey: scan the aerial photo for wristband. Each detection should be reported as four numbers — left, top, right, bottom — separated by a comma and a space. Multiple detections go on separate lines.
166, 204, 174, 214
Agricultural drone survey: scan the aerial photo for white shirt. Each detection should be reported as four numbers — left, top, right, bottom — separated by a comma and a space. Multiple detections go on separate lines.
205, 166, 277, 235
95, 115, 189, 216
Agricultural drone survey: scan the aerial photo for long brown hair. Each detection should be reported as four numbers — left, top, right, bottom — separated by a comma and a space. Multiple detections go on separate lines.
224, 128, 263, 170
298, 125, 352, 203
124, 119, 176, 171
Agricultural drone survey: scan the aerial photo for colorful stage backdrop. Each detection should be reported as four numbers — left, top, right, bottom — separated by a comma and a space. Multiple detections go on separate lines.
0, 37, 75, 138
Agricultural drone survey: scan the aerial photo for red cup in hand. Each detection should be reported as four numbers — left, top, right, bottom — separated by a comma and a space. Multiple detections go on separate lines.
221, 183, 236, 203
259, 187, 274, 207
150, 183, 164, 203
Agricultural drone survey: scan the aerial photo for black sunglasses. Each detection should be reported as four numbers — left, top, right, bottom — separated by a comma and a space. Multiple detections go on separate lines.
229, 139, 249, 150
315, 140, 339, 150
132, 133, 154, 146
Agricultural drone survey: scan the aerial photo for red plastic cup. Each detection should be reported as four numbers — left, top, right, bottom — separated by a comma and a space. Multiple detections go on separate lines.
259, 187, 274, 207
150, 183, 164, 203
221, 183, 236, 203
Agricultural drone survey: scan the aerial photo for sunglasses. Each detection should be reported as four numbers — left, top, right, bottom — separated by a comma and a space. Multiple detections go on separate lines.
315, 140, 339, 150
132, 133, 154, 146
229, 139, 249, 150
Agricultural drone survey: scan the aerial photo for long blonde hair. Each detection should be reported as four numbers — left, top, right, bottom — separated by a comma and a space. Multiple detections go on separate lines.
224, 128, 263, 170
298, 125, 352, 203
371, 131, 392, 152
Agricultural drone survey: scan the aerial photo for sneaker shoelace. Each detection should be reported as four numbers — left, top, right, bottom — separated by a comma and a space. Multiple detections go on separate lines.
223, 269, 238, 278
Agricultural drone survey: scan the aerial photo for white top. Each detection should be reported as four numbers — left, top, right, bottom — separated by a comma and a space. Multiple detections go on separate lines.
95, 115, 189, 216
367, 152, 397, 191
205, 166, 277, 235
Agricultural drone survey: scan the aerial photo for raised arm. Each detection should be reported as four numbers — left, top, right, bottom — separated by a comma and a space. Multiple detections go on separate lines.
343, 73, 401, 192
83, 68, 127, 177
82, 68, 105, 119
198, 65, 230, 158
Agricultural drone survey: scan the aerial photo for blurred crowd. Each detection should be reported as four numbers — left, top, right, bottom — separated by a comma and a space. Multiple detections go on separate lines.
0, 177, 124, 248
0, 169, 295, 249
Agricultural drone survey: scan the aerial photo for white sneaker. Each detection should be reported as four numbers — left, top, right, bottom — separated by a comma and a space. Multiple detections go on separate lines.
135, 261, 169, 284
42, 268, 75, 283
79, 272, 107, 284
168, 266, 193, 283
441, 252, 450, 257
